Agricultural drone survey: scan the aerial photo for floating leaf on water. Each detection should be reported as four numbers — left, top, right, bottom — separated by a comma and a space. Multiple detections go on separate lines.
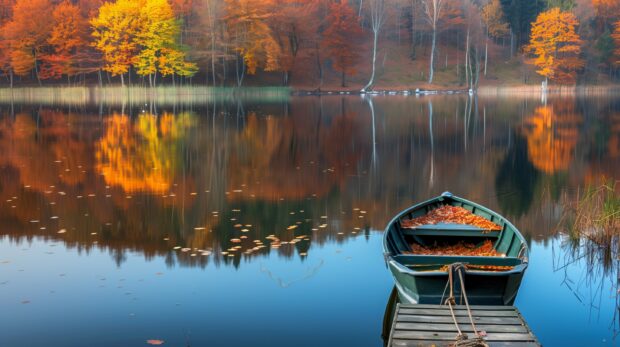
231, 238, 241, 243
190, 254, 197, 257
234, 224, 242, 228
57, 229, 67, 234
240, 236, 248, 239
50, 216, 58, 219
312, 228, 318, 231
232, 209, 241, 212
173, 246, 181, 250
190, 192, 197, 196
181, 248, 191, 252
227, 254, 235, 257
221, 252, 228, 255
360, 211, 367, 214
304, 238, 310, 241
319, 224, 327, 228
241, 229, 249, 232
299, 252, 307, 256
30, 220, 39, 223
233, 190, 242, 193
163, 237, 169, 241
146, 339, 164, 345
21, 300, 31, 304
287, 225, 298, 230
201, 251, 212, 256
337, 232, 344, 235
320, 216, 327, 219
194, 227, 206, 230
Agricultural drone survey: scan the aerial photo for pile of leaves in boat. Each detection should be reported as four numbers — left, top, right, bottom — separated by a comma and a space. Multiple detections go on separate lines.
409, 240, 513, 272
400, 205, 502, 230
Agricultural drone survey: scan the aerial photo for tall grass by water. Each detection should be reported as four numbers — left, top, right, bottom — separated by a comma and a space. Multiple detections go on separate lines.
0, 86, 291, 106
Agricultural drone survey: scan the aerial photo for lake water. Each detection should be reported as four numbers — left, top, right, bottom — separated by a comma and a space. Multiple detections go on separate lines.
0, 94, 618, 347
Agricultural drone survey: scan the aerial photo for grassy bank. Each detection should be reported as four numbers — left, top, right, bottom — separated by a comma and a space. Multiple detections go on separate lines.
0, 86, 291, 106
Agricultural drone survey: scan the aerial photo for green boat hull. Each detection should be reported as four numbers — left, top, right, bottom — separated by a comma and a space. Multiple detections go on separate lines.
383, 192, 529, 305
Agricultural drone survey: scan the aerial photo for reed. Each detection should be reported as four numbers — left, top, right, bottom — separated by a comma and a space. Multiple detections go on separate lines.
0, 86, 291, 106
558, 182, 620, 273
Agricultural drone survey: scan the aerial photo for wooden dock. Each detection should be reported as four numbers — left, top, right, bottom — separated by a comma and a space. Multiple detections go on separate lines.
386, 303, 541, 347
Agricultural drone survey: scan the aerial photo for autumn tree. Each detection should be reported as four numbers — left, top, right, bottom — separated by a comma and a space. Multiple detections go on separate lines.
323, 0, 362, 87
224, 0, 281, 86
134, 0, 197, 86
613, 21, 620, 65
3, 0, 54, 84
592, 0, 620, 31
0, 0, 15, 86
482, 0, 509, 75
42, 1, 89, 81
91, 0, 144, 86
526, 8, 584, 84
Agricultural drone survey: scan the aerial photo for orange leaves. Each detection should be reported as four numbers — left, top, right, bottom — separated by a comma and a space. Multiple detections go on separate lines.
613, 20, 620, 65
225, 0, 281, 75
410, 240, 504, 257
525, 8, 584, 84
400, 205, 502, 231
2, 0, 54, 76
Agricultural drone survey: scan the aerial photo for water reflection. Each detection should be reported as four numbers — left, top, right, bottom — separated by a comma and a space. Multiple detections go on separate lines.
0, 95, 618, 268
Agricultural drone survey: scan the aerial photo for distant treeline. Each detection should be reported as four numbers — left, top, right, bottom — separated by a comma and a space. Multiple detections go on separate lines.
0, 0, 619, 88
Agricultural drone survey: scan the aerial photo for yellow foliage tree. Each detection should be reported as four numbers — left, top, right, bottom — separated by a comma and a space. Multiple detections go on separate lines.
134, 0, 196, 85
91, 0, 144, 86
525, 8, 584, 84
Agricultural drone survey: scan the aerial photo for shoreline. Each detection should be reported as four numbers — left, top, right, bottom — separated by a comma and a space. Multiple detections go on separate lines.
0, 84, 618, 105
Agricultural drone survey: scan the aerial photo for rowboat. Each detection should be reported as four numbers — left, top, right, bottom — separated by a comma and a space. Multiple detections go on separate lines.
383, 192, 529, 305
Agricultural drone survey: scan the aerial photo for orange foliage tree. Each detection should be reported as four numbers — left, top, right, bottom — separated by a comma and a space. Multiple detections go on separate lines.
525, 8, 584, 84
224, 0, 281, 85
42, 1, 89, 81
2, 0, 54, 83
322, 0, 362, 87
613, 20, 620, 65
0, 0, 15, 85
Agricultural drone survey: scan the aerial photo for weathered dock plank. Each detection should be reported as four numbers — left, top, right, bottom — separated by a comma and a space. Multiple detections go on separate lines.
388, 303, 540, 347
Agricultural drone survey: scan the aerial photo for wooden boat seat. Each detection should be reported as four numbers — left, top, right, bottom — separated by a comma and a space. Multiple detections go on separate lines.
399, 223, 501, 238
393, 254, 523, 267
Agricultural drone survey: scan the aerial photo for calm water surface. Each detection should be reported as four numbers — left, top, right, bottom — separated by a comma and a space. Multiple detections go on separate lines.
0, 95, 618, 347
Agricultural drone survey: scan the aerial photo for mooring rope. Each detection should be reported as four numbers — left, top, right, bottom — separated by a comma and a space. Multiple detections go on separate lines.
442, 263, 489, 347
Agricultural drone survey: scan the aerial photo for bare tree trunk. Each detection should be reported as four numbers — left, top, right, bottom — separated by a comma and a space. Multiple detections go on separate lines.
465, 26, 470, 89
429, 25, 436, 83
9, 70, 13, 89
315, 42, 323, 91
363, 0, 384, 91
120, 73, 125, 87
484, 38, 488, 76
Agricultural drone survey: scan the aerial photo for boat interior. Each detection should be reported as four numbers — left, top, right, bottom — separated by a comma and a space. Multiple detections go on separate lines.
385, 198, 528, 273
